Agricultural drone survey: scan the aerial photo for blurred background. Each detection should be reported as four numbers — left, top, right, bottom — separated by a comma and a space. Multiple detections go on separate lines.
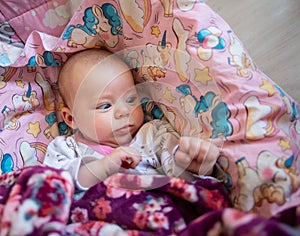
206, 0, 300, 107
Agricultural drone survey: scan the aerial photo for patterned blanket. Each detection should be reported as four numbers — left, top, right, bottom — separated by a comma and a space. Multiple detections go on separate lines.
1, 0, 300, 235
0, 166, 299, 235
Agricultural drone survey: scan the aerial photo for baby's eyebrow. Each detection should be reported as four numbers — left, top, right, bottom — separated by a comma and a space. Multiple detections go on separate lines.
126, 91, 138, 96
96, 91, 111, 99
126, 88, 139, 95
96, 96, 109, 103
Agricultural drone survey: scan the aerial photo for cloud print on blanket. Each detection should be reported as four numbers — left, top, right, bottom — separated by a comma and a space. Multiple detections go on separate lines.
0, 0, 299, 218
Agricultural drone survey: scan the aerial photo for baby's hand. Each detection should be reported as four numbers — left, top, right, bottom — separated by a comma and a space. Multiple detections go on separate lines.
107, 146, 141, 170
174, 137, 220, 176
78, 146, 141, 188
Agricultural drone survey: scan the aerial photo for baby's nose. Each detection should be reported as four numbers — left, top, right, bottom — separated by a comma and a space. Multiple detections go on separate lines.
114, 102, 130, 118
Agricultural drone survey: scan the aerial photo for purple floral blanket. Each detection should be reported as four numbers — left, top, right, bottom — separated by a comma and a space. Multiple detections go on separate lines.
0, 166, 299, 235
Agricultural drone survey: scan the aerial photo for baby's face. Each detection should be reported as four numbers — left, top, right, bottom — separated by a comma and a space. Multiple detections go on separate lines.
69, 59, 144, 147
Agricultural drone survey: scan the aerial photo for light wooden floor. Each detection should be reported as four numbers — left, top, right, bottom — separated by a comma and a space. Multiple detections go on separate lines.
206, 0, 300, 106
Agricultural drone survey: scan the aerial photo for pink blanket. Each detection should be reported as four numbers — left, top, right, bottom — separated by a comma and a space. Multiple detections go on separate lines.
0, 0, 300, 234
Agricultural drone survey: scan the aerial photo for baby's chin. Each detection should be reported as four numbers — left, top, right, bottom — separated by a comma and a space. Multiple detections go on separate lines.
99, 137, 133, 148
112, 137, 133, 147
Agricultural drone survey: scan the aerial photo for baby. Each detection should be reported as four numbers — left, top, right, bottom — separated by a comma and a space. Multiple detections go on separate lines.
44, 49, 220, 190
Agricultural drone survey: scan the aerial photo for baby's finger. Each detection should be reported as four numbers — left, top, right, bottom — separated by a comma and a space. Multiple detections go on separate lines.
121, 157, 135, 169
130, 154, 142, 167
179, 137, 200, 158
180, 137, 220, 163
119, 147, 141, 169
187, 159, 213, 176
121, 156, 141, 169
174, 150, 193, 169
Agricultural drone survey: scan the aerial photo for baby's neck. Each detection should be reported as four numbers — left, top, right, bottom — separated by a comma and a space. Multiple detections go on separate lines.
74, 132, 114, 155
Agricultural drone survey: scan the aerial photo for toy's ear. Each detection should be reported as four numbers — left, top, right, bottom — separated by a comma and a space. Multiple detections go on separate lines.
61, 107, 77, 130
92, 4, 103, 18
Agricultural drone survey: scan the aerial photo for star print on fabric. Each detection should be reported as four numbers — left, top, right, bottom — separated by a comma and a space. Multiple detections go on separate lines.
260, 78, 276, 96
58, 102, 65, 111
163, 87, 176, 103
55, 47, 66, 52
280, 138, 291, 151
194, 67, 212, 85
27, 121, 41, 138
16, 80, 25, 88
151, 25, 160, 37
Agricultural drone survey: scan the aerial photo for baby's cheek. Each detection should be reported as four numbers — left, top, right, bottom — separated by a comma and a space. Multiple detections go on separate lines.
77, 115, 101, 141
132, 106, 144, 124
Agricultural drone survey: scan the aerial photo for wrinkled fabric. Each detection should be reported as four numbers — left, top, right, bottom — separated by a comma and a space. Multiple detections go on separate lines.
0, 0, 300, 234
0, 167, 299, 235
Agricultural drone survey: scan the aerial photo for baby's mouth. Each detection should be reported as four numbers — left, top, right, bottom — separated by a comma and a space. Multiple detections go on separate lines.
114, 124, 135, 135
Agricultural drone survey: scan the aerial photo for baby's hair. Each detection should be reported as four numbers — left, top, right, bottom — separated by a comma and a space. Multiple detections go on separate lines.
58, 49, 113, 107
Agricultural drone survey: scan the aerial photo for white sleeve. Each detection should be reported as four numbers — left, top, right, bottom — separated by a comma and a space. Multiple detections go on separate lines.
44, 136, 100, 190
152, 120, 197, 181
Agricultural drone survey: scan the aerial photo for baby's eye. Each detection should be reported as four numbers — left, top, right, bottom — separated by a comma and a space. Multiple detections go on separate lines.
97, 103, 111, 110
126, 96, 138, 104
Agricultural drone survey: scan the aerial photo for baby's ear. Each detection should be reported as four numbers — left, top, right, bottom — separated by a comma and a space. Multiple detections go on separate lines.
61, 107, 77, 129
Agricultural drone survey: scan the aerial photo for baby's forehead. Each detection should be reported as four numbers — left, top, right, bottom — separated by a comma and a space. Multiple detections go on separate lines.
62, 57, 101, 85
64, 50, 111, 73
59, 51, 129, 95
